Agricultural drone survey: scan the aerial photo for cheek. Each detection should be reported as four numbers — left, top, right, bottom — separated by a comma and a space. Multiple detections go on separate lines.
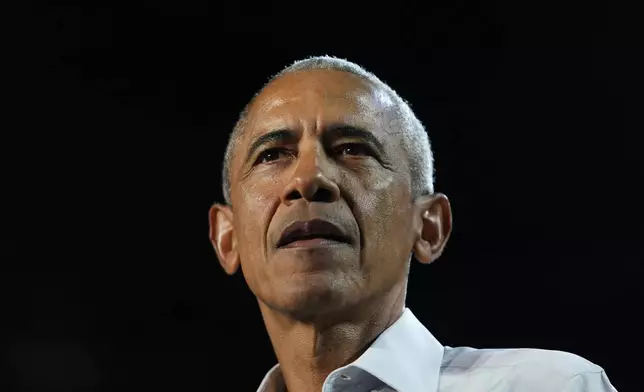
369, 175, 394, 212
242, 171, 281, 205
359, 173, 414, 259
234, 181, 281, 262
359, 172, 406, 218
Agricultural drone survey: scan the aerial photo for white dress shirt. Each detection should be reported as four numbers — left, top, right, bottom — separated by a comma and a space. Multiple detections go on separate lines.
257, 308, 617, 392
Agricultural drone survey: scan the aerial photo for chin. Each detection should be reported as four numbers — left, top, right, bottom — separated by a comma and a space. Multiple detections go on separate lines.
267, 272, 360, 321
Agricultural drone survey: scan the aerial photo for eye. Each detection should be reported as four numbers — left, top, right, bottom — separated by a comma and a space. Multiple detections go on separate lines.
336, 143, 373, 157
254, 148, 291, 165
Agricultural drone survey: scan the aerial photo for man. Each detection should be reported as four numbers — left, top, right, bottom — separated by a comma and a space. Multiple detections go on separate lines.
208, 56, 617, 392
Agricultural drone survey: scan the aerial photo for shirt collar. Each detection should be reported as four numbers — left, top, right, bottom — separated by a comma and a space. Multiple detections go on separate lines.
257, 308, 444, 392
256, 363, 284, 392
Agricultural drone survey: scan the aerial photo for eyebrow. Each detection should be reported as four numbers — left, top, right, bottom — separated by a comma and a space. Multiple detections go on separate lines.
244, 125, 386, 165
246, 129, 298, 164
323, 125, 386, 154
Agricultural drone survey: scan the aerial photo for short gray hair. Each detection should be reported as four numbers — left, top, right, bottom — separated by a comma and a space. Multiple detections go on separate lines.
221, 55, 434, 205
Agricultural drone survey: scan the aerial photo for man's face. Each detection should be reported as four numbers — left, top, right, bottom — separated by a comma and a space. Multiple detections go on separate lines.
226, 70, 420, 318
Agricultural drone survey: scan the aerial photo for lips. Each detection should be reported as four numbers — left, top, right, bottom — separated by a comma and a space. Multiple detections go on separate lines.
277, 219, 351, 248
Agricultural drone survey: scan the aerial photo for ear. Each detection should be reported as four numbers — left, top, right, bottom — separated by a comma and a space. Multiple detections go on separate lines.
208, 203, 240, 275
412, 193, 452, 265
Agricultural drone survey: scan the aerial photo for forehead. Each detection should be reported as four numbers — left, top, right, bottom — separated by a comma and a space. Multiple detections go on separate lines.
245, 69, 396, 133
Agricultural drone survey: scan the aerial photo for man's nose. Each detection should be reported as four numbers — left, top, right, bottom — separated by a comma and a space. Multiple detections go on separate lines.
281, 148, 340, 206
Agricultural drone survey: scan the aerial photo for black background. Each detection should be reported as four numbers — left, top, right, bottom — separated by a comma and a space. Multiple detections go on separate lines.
11, 1, 642, 391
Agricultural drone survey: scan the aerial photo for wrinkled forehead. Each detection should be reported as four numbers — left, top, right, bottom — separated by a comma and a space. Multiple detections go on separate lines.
244, 69, 396, 134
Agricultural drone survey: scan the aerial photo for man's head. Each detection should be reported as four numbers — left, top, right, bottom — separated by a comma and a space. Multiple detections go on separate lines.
209, 56, 452, 321
222, 56, 436, 206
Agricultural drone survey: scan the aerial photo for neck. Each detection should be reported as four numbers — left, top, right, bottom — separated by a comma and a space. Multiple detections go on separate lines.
258, 286, 406, 392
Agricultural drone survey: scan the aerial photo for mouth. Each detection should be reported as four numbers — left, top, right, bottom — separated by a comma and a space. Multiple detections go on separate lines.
277, 219, 351, 249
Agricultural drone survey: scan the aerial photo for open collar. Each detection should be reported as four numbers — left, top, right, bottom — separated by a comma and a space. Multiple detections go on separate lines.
257, 308, 444, 392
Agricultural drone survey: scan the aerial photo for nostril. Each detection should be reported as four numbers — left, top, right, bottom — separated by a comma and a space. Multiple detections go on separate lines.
285, 189, 302, 201
310, 187, 334, 202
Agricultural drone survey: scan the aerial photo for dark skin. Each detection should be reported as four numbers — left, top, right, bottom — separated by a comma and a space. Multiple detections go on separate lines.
209, 69, 452, 392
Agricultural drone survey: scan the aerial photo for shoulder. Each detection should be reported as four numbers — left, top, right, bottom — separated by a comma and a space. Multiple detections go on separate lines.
439, 346, 613, 391
441, 346, 603, 376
